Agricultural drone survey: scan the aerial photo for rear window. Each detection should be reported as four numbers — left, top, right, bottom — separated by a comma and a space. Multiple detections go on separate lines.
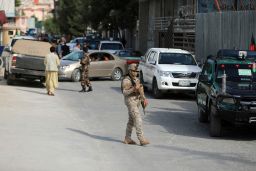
217, 64, 256, 82
100, 43, 123, 50
158, 53, 196, 65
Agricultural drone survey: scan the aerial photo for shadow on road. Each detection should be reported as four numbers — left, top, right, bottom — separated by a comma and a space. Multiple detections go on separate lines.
111, 86, 195, 101
153, 145, 256, 166
17, 88, 47, 95
146, 102, 256, 140
67, 128, 123, 143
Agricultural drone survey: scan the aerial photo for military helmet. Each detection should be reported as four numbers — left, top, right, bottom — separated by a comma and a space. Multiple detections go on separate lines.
128, 63, 139, 72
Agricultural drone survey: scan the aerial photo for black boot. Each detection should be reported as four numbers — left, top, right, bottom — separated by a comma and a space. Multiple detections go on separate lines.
79, 86, 86, 92
87, 86, 93, 92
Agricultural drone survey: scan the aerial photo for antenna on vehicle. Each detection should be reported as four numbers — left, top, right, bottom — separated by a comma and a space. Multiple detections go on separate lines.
222, 70, 226, 93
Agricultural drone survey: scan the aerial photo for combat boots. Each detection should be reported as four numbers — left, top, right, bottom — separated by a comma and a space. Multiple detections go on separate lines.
87, 86, 93, 92
79, 86, 86, 92
123, 136, 136, 145
139, 138, 150, 146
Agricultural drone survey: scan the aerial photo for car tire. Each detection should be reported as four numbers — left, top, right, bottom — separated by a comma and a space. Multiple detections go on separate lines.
71, 69, 81, 82
111, 68, 123, 81
7, 73, 14, 85
197, 96, 208, 123
209, 104, 222, 137
4, 69, 8, 79
152, 78, 162, 99
198, 106, 208, 123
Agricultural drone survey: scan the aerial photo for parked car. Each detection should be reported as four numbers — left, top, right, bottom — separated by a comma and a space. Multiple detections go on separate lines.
59, 51, 127, 81
4, 39, 51, 85
66, 37, 86, 51
98, 40, 124, 54
67, 37, 100, 52
114, 50, 142, 64
196, 49, 256, 137
138, 48, 201, 98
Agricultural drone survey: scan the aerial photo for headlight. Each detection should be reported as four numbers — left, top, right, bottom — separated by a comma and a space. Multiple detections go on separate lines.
222, 98, 235, 104
157, 70, 172, 77
60, 65, 70, 70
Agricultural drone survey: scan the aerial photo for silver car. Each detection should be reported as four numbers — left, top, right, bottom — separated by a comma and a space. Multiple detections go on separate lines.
59, 51, 127, 81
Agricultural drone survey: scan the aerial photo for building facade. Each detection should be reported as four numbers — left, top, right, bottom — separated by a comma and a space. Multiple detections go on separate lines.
138, 0, 197, 53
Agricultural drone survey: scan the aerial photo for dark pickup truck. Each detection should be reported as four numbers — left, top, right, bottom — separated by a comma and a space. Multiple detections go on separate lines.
4, 39, 51, 85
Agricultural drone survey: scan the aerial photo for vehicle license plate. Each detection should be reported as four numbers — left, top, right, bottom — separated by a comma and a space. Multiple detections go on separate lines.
250, 106, 256, 110
178, 80, 190, 86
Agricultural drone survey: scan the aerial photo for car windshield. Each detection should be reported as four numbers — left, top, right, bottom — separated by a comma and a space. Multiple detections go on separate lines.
118, 51, 132, 57
70, 38, 85, 43
216, 64, 256, 82
101, 43, 123, 50
62, 51, 83, 61
158, 53, 196, 65
87, 40, 99, 50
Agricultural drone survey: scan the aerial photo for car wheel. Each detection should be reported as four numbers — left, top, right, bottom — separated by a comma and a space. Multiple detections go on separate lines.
209, 104, 222, 137
198, 106, 208, 123
152, 78, 162, 99
4, 69, 8, 79
71, 69, 81, 82
7, 74, 14, 85
111, 68, 123, 81
197, 96, 208, 123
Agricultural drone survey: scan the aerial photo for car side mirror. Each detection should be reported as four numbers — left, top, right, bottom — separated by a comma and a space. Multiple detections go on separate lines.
199, 75, 208, 82
4, 46, 11, 52
197, 62, 203, 68
149, 61, 156, 65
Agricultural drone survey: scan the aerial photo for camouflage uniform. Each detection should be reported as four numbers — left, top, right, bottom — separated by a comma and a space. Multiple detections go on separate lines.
80, 52, 92, 92
122, 64, 149, 145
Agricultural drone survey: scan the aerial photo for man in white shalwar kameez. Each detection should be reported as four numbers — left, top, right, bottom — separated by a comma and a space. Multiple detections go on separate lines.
44, 46, 60, 96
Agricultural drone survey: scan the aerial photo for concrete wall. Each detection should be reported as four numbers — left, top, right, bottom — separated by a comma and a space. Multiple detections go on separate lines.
195, 11, 256, 62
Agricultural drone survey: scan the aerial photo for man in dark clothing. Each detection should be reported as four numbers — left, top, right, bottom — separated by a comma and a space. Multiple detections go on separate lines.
61, 43, 70, 57
79, 45, 92, 92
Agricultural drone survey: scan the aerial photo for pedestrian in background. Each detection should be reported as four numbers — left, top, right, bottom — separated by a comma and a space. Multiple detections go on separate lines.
79, 44, 92, 92
121, 63, 149, 146
44, 46, 60, 96
61, 42, 70, 57
73, 42, 81, 51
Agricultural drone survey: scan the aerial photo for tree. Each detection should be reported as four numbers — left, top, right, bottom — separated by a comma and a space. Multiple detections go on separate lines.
15, 0, 21, 7
56, 0, 139, 36
44, 17, 60, 35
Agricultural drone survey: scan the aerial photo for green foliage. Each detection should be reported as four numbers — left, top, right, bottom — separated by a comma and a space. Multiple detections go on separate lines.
44, 17, 60, 34
15, 0, 21, 7
56, 0, 138, 35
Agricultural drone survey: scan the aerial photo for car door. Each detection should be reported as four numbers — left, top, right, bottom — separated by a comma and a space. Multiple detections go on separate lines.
147, 51, 158, 85
144, 50, 157, 83
89, 52, 115, 77
197, 60, 214, 112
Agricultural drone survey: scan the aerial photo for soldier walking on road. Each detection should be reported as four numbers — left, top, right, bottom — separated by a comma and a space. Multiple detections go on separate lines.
121, 64, 149, 146
79, 44, 92, 92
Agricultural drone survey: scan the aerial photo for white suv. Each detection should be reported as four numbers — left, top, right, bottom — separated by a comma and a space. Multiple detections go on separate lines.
138, 48, 201, 98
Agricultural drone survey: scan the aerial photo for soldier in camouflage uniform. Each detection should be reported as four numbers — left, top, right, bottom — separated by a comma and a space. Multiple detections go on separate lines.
79, 45, 92, 92
122, 63, 149, 146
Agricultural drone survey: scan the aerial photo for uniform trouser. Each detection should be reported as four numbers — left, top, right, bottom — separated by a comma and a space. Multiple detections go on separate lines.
80, 69, 91, 87
125, 96, 144, 140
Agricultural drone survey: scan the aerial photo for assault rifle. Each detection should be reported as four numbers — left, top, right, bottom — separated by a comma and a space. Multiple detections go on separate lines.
129, 75, 148, 115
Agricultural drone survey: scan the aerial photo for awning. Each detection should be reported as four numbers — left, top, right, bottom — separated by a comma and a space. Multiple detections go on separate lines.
0, 11, 7, 25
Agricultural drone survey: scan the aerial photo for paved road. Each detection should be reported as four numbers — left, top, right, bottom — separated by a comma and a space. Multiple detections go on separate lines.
0, 78, 256, 171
